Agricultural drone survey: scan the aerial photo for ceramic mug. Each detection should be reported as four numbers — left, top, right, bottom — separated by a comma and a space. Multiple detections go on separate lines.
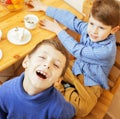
24, 14, 39, 30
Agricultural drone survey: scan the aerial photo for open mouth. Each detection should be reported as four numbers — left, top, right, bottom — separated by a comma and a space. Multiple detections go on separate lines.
36, 70, 48, 79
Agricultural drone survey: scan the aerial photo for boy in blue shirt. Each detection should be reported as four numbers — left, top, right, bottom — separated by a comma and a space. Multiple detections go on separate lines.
26, 0, 120, 117
0, 39, 75, 119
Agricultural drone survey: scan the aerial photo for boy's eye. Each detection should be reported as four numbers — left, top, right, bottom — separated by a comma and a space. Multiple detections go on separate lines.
99, 26, 104, 30
39, 56, 46, 59
53, 63, 59, 68
90, 22, 94, 25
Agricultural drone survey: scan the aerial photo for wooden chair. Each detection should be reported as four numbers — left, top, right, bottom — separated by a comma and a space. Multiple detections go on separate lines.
74, 39, 120, 119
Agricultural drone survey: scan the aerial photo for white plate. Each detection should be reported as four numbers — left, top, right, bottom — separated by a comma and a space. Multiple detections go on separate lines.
7, 27, 32, 45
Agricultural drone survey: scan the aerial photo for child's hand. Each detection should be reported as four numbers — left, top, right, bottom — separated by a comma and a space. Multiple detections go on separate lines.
39, 19, 63, 35
25, 0, 47, 12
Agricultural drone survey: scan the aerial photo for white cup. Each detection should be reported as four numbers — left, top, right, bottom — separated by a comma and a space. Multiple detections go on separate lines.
24, 14, 39, 29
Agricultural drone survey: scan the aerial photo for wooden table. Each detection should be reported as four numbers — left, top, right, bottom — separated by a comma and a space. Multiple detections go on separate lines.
0, 0, 83, 72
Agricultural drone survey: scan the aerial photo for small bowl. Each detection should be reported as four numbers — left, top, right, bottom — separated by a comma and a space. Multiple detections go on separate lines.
24, 14, 39, 30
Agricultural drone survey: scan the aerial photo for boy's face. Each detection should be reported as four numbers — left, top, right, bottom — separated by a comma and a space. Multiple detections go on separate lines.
87, 15, 114, 42
23, 44, 66, 91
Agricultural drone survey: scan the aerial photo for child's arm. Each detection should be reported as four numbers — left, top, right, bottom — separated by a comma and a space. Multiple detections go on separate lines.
39, 19, 79, 57
26, 0, 86, 34
39, 19, 115, 63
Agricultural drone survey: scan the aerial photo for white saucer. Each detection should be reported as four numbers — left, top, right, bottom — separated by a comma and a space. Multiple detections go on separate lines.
0, 49, 2, 59
7, 27, 32, 45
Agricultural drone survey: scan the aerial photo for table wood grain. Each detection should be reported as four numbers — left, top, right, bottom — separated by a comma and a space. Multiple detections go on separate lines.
0, 0, 83, 72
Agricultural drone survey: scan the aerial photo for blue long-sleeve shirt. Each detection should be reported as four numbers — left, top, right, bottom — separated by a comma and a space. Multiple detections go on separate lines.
46, 7, 116, 89
0, 73, 75, 119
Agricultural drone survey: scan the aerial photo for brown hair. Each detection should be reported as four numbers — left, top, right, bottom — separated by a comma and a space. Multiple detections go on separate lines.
91, 0, 120, 28
29, 39, 69, 77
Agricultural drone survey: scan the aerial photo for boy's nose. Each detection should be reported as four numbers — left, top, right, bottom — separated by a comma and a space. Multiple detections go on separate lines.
93, 27, 98, 34
44, 64, 50, 69
43, 61, 51, 69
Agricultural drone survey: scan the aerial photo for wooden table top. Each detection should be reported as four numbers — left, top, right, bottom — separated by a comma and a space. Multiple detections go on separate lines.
0, 0, 83, 72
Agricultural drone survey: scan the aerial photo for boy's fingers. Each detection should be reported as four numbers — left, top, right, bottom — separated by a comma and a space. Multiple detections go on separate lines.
39, 20, 45, 26
39, 20, 48, 29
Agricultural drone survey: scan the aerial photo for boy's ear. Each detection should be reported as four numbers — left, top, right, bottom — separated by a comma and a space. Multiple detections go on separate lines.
22, 55, 29, 68
111, 26, 120, 34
